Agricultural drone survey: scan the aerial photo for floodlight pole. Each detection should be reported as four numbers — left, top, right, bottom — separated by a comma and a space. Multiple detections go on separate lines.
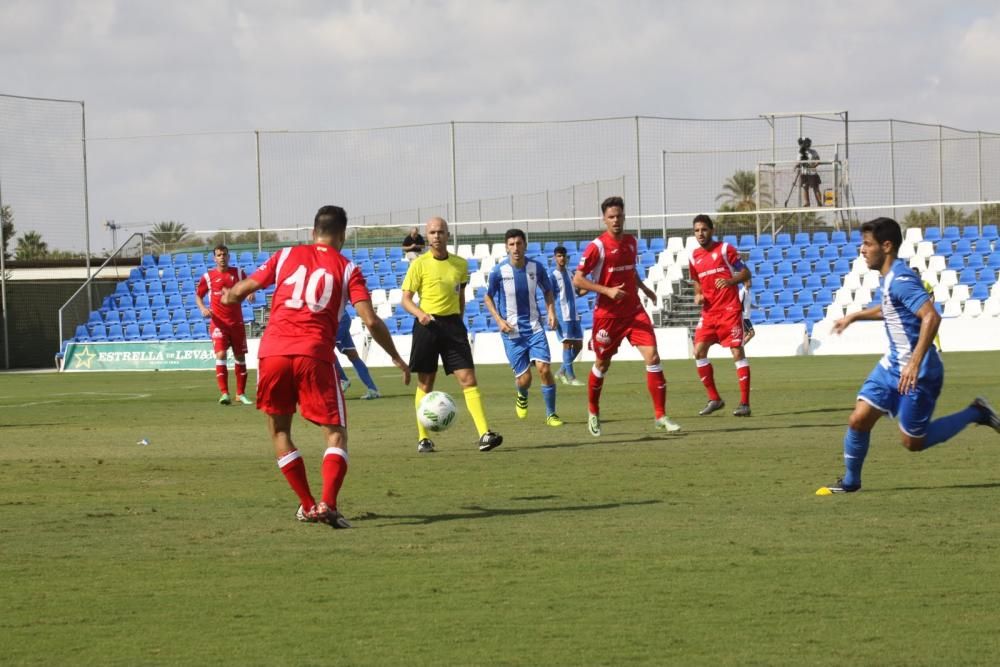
634, 116, 642, 240
0, 175, 8, 370
888, 120, 896, 207
660, 150, 667, 240
449, 121, 458, 246
255, 130, 264, 252
81, 101, 93, 314
977, 131, 984, 231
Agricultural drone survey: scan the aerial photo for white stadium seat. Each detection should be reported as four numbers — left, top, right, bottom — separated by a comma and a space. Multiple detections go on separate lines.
843, 273, 861, 290
962, 299, 983, 318
457, 244, 473, 259
646, 265, 665, 283
852, 287, 873, 307
376, 302, 392, 319
657, 250, 675, 267
473, 244, 491, 260
834, 287, 854, 307
942, 299, 962, 317
469, 272, 487, 289
921, 270, 939, 287
983, 298, 1000, 317
908, 255, 927, 272
684, 236, 700, 252
950, 284, 970, 302
916, 241, 935, 259
862, 271, 881, 290
370, 289, 387, 306
938, 269, 958, 288
898, 242, 915, 259
927, 255, 947, 273
665, 264, 684, 282
666, 237, 685, 253
904, 227, 923, 244
387, 288, 403, 305
479, 256, 495, 273
826, 303, 844, 320
490, 243, 506, 259
933, 284, 951, 303
851, 257, 868, 274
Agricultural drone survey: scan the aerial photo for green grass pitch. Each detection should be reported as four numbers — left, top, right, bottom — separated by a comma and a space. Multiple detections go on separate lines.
2, 353, 1000, 665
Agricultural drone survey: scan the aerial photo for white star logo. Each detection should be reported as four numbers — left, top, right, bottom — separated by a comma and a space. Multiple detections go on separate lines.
74, 345, 97, 369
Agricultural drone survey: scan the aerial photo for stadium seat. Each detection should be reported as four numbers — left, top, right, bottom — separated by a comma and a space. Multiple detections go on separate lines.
170, 307, 187, 323
942, 227, 960, 241
119, 309, 137, 326
802, 245, 821, 261
149, 294, 166, 310
783, 276, 803, 292
152, 308, 171, 324
812, 231, 829, 245
804, 274, 824, 290
87, 311, 103, 327
812, 260, 832, 276
649, 238, 666, 252
73, 324, 90, 341
115, 294, 135, 310
756, 291, 776, 308
122, 323, 141, 341
777, 290, 796, 307
793, 261, 812, 277
774, 262, 792, 278
133, 294, 151, 310
756, 235, 773, 249
923, 227, 942, 242
106, 324, 125, 342
89, 323, 108, 342
157, 254, 173, 268
764, 247, 783, 263
797, 289, 815, 307
755, 263, 775, 278
849, 229, 862, 243
821, 244, 840, 260
765, 276, 784, 292
982, 225, 999, 241
832, 258, 851, 275
782, 247, 802, 262
953, 239, 973, 256
946, 254, 965, 271
831, 231, 847, 245
156, 322, 174, 340
793, 232, 810, 247
784, 304, 805, 322
903, 227, 923, 245
971, 283, 991, 301
738, 234, 756, 251
102, 311, 120, 325
146, 280, 163, 295
967, 254, 985, 270
962, 225, 979, 240
805, 303, 825, 321
748, 248, 765, 264
141, 255, 157, 269
242, 302, 254, 323
774, 233, 792, 248
190, 321, 209, 339
814, 288, 835, 305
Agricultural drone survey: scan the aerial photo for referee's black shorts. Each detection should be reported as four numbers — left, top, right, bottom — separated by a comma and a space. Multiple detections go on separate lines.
409, 314, 475, 375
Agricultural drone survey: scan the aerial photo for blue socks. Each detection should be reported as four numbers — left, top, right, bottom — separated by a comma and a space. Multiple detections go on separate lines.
923, 406, 980, 448
842, 427, 871, 489
351, 357, 378, 392
562, 347, 576, 378
541, 384, 557, 417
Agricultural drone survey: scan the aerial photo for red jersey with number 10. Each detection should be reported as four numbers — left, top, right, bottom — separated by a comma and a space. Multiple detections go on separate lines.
250, 244, 370, 363
577, 232, 642, 319
689, 241, 744, 314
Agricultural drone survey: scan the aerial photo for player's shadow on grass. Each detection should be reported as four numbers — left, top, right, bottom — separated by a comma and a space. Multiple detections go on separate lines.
354, 499, 662, 526
757, 407, 844, 417
516, 434, 685, 451
876, 481, 1000, 492
697, 423, 842, 435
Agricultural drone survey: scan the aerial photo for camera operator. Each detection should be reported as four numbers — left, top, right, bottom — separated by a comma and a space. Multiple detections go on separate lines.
797, 137, 823, 207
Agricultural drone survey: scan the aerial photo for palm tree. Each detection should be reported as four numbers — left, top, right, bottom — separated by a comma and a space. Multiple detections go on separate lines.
1, 204, 14, 260
716, 170, 771, 211
147, 221, 192, 252
15, 231, 49, 260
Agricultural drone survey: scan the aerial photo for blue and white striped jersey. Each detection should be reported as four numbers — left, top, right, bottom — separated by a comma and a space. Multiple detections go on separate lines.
879, 259, 942, 378
548, 266, 579, 323
486, 258, 553, 338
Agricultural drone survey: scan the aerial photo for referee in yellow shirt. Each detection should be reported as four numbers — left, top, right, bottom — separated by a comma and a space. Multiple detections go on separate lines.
402, 216, 503, 454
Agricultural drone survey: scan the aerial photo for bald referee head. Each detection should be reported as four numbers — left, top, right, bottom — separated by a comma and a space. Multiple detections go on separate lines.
425, 217, 449, 259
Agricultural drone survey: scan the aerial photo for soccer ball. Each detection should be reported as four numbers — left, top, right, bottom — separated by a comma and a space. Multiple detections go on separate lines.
417, 391, 458, 432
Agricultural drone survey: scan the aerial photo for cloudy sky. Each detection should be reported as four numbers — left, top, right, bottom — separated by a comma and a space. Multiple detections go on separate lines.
2, 0, 999, 250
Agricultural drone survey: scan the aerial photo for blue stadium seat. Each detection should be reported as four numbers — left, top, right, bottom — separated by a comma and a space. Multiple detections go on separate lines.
115, 294, 135, 310
74, 324, 90, 341
157, 254, 173, 268
986, 253, 1000, 270
151, 308, 170, 324
821, 244, 840, 260
767, 306, 785, 322
784, 276, 804, 292
802, 245, 821, 261
146, 280, 163, 295
783, 247, 803, 262
354, 248, 370, 261
114, 281, 131, 296
804, 274, 824, 290
756, 291, 776, 308
823, 274, 842, 289
102, 311, 120, 325
89, 323, 108, 342
171, 307, 188, 323
469, 315, 488, 333
748, 248, 765, 263
831, 231, 847, 245
971, 283, 991, 300
181, 279, 196, 294
150, 294, 167, 310
812, 231, 829, 245
750, 309, 766, 324
755, 263, 774, 278
174, 322, 193, 340
774, 233, 792, 248
156, 322, 175, 340
793, 261, 812, 277
242, 302, 254, 323
122, 323, 140, 341
793, 232, 811, 247
387, 248, 402, 261
765, 247, 783, 263
785, 305, 805, 322
777, 290, 796, 306
128, 267, 144, 282
636, 238, 649, 253
765, 276, 784, 292
255, 251, 270, 265
163, 280, 180, 296
923, 227, 942, 241
87, 311, 103, 326
797, 290, 815, 307
832, 258, 851, 275
190, 321, 209, 339
372, 247, 389, 261
962, 225, 979, 240
160, 267, 177, 282
972, 239, 993, 255
942, 226, 960, 241
849, 229, 862, 243
142, 266, 159, 281
775, 262, 793, 278
174, 253, 190, 266
118, 309, 137, 325
812, 260, 832, 276
133, 295, 150, 310
526, 242, 542, 255
137, 309, 154, 325
953, 239, 972, 256
982, 225, 999, 241
946, 254, 965, 271
130, 280, 147, 296
805, 303, 825, 321
967, 254, 984, 270
722, 235, 738, 248
756, 234, 773, 249
106, 324, 125, 342
649, 238, 666, 252
739, 234, 757, 250
141, 255, 156, 269
166, 293, 183, 310
815, 288, 835, 305
238, 251, 254, 265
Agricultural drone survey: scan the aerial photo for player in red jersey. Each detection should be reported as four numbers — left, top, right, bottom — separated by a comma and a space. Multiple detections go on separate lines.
221, 205, 410, 528
689, 214, 753, 417
195, 245, 255, 405
572, 196, 682, 437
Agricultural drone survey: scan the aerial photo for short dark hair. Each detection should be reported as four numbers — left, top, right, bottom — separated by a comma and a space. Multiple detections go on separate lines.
505, 228, 526, 243
692, 214, 714, 229
314, 205, 348, 237
214, 244, 228, 254
553, 246, 567, 255
860, 217, 902, 253
601, 196, 624, 214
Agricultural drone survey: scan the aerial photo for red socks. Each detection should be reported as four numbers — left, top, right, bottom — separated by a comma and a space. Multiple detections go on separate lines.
646, 365, 666, 419
215, 360, 229, 394
235, 362, 248, 396
277, 449, 315, 511
588, 366, 604, 414
736, 359, 751, 405
321, 447, 349, 510
696, 359, 721, 401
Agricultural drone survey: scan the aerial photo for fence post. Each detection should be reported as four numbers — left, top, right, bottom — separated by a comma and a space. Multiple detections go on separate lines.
977, 130, 984, 231
660, 150, 667, 241
938, 125, 944, 230
81, 101, 93, 314
634, 116, 642, 240
888, 120, 896, 207
255, 130, 264, 252
450, 121, 459, 246
0, 176, 8, 369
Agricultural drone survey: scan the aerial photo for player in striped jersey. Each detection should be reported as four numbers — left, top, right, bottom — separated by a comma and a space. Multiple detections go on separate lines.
817, 217, 1000, 495
549, 246, 585, 386
484, 229, 563, 426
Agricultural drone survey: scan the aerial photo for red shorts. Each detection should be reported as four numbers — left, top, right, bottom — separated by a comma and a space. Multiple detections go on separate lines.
257, 355, 345, 426
211, 322, 248, 356
590, 311, 657, 360
694, 309, 744, 348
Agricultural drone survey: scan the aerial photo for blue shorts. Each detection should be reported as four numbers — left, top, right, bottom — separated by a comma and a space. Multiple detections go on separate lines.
857, 363, 943, 438
556, 319, 583, 342
336, 317, 355, 352
502, 329, 551, 377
